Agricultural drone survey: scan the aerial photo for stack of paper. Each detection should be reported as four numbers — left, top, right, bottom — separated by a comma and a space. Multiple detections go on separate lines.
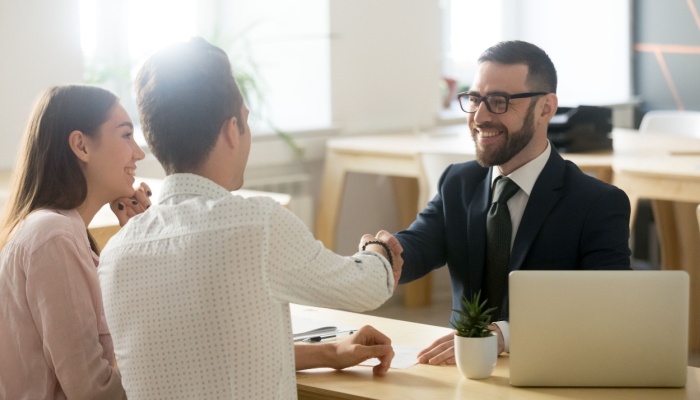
292, 316, 355, 342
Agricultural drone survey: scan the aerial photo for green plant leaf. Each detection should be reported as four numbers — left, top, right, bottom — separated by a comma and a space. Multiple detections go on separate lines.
451, 290, 497, 338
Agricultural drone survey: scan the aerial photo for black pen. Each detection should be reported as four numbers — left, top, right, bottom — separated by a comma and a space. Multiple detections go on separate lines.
303, 330, 355, 343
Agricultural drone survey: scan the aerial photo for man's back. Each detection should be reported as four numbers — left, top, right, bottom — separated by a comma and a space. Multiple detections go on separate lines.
99, 174, 394, 399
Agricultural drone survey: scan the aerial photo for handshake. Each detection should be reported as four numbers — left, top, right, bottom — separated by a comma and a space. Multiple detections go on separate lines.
359, 230, 404, 291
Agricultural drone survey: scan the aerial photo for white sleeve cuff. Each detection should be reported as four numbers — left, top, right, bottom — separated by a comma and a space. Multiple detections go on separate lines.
494, 320, 510, 354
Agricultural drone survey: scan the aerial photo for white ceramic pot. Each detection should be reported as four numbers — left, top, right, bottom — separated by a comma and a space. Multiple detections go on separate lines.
454, 334, 498, 379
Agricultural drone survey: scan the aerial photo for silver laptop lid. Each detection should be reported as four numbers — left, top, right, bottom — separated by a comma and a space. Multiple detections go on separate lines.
509, 270, 688, 387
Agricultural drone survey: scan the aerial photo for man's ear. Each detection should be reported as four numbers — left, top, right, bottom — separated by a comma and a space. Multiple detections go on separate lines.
221, 116, 240, 149
540, 93, 559, 120
69, 130, 90, 162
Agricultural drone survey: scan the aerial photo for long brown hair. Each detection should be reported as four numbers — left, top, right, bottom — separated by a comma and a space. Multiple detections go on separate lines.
0, 85, 118, 252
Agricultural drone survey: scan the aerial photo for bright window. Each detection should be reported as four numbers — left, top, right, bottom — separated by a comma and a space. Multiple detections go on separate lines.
79, 0, 330, 136
442, 0, 503, 91
443, 0, 632, 108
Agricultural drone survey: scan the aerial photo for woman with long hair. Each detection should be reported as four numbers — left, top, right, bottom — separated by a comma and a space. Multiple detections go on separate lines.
0, 85, 150, 399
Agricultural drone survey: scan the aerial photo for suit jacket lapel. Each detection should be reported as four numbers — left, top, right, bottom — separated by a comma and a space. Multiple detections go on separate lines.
467, 168, 492, 294
509, 149, 566, 270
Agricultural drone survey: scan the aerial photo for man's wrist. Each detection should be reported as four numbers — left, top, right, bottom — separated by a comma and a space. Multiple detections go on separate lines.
493, 321, 509, 353
362, 240, 393, 267
295, 342, 337, 370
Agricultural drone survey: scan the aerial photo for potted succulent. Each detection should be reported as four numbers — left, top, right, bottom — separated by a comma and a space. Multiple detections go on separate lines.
451, 291, 498, 379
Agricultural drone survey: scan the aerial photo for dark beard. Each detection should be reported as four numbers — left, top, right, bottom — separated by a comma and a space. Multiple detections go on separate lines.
471, 101, 537, 167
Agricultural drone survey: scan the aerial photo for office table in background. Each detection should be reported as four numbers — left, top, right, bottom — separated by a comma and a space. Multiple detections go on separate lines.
293, 305, 700, 400
612, 137, 700, 353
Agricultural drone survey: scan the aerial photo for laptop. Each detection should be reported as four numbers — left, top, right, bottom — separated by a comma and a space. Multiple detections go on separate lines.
509, 270, 689, 387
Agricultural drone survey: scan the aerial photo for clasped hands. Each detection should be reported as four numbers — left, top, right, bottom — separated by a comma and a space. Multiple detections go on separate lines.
359, 230, 404, 291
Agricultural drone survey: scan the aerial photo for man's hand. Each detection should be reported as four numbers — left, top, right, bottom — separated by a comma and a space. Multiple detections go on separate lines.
110, 182, 152, 227
417, 330, 457, 365
359, 230, 403, 291
295, 325, 394, 376
417, 326, 504, 365
331, 325, 395, 376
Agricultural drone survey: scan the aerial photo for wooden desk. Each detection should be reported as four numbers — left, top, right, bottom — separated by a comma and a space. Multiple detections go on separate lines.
315, 130, 613, 308
614, 156, 700, 353
294, 305, 700, 400
0, 170, 12, 212
89, 177, 291, 250
610, 130, 700, 353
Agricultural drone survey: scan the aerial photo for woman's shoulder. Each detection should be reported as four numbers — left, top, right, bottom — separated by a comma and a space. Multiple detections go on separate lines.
11, 209, 82, 250
24, 208, 77, 229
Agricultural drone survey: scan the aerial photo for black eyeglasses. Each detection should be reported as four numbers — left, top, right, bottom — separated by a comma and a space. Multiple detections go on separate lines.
457, 92, 549, 114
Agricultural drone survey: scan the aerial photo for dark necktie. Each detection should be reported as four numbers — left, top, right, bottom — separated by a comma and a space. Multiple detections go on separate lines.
484, 176, 520, 318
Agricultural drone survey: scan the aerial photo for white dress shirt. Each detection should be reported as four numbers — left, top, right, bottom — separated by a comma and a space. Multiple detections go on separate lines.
491, 141, 551, 352
98, 173, 394, 400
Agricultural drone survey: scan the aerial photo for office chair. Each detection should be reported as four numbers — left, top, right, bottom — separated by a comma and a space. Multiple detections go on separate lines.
418, 151, 473, 206
639, 110, 700, 138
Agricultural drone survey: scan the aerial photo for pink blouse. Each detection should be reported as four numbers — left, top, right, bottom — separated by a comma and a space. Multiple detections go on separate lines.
0, 209, 125, 399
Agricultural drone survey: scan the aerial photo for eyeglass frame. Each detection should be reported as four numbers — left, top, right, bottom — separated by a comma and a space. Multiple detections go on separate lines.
457, 91, 549, 114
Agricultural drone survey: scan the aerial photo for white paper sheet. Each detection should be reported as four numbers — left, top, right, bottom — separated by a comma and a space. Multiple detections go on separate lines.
291, 315, 354, 341
360, 345, 421, 369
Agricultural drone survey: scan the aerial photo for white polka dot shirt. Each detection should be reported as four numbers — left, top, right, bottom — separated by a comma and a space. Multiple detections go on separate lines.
98, 173, 394, 399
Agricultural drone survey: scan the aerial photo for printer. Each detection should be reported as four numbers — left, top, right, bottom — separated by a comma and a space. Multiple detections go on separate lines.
548, 105, 613, 153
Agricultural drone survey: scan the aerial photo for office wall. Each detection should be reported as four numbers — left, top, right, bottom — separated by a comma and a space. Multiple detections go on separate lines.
634, 0, 700, 114
329, 0, 442, 255
330, 0, 442, 133
0, 0, 83, 170
0, 0, 442, 258
503, 0, 633, 107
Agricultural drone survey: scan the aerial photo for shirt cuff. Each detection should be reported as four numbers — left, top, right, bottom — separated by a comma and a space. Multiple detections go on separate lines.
358, 250, 394, 292
494, 320, 510, 354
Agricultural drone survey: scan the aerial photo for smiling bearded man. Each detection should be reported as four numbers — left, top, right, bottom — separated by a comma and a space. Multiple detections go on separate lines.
385, 40, 632, 366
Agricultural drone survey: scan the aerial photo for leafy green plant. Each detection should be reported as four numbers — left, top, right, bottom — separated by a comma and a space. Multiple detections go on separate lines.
451, 291, 496, 338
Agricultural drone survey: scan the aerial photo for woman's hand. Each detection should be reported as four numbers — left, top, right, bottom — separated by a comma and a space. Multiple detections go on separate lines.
110, 182, 152, 227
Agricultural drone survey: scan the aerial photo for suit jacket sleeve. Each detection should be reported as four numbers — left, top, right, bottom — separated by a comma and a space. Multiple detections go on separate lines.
578, 183, 631, 269
395, 165, 453, 284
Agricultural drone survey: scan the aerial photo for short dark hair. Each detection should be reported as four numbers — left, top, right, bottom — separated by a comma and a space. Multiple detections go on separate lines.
478, 40, 557, 94
135, 37, 244, 174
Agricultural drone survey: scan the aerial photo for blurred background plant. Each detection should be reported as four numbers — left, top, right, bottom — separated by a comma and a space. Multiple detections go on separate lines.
208, 24, 303, 157
82, 23, 303, 158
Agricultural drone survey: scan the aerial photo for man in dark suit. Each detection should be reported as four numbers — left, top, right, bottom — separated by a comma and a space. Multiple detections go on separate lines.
394, 40, 631, 364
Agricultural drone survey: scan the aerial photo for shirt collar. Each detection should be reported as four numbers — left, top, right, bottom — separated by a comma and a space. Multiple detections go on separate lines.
159, 173, 232, 204
491, 140, 551, 196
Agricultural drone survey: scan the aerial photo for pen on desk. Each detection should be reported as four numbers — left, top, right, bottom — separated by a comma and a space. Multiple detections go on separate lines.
303, 330, 355, 343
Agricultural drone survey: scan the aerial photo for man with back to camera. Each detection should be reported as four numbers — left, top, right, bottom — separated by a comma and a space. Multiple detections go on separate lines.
98, 37, 404, 399
393, 40, 631, 364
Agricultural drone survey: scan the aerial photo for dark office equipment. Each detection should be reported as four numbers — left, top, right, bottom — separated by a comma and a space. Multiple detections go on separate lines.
548, 106, 613, 153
